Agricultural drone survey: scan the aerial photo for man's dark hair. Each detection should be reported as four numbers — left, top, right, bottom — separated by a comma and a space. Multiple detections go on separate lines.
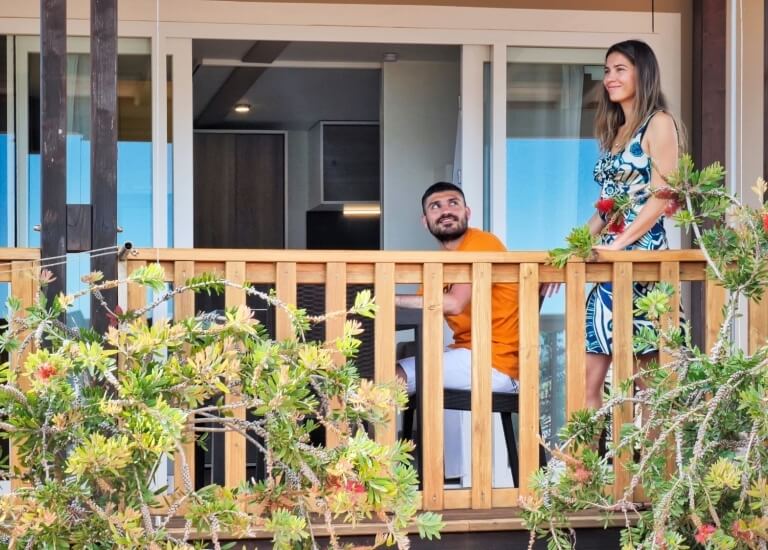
421, 182, 465, 214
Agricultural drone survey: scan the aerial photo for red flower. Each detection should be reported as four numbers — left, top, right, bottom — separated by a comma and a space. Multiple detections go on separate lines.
607, 217, 625, 234
655, 187, 678, 200
731, 520, 755, 543
664, 200, 681, 217
595, 198, 615, 214
694, 524, 716, 544
571, 466, 591, 484
762, 213, 768, 233
345, 480, 365, 494
106, 304, 124, 328
37, 362, 58, 382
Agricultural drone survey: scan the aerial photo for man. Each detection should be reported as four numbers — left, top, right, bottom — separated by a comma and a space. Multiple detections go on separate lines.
395, 181, 520, 395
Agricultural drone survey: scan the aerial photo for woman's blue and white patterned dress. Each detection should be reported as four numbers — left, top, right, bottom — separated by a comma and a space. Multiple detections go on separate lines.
585, 112, 669, 355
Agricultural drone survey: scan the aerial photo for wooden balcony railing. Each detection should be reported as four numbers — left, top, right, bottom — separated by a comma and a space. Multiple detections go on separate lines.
3, 247, 768, 512
1, 248, 41, 489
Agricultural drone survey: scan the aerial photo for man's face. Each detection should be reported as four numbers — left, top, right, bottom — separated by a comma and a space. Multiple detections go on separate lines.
422, 190, 470, 243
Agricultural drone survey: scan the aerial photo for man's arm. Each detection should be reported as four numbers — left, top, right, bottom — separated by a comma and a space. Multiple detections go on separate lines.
395, 282, 472, 315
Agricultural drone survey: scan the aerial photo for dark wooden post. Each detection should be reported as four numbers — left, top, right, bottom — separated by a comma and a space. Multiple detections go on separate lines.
692, 0, 726, 169
691, 0, 726, 349
90, 0, 118, 333
40, 0, 68, 304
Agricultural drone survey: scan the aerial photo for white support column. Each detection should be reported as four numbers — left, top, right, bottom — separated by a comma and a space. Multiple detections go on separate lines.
5, 37, 15, 247
151, 21, 169, 248
166, 38, 194, 248
490, 43, 507, 245
460, 45, 487, 228
726, 0, 764, 351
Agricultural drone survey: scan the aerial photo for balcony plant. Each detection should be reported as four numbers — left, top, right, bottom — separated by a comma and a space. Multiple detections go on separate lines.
525, 156, 768, 549
0, 268, 443, 549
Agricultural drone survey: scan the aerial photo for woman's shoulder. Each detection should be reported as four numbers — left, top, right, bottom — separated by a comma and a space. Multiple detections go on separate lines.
644, 111, 677, 137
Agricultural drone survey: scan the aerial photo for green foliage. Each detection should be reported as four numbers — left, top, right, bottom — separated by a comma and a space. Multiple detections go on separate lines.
527, 157, 768, 549
548, 224, 600, 268
0, 268, 438, 549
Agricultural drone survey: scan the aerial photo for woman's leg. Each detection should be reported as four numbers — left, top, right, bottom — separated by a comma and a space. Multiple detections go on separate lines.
586, 352, 612, 410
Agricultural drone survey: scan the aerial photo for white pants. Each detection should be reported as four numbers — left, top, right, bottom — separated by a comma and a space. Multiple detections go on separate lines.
398, 347, 519, 480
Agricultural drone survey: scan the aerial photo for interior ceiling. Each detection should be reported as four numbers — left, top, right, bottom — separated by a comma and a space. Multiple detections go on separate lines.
193, 40, 459, 129
193, 40, 459, 63
194, 66, 381, 130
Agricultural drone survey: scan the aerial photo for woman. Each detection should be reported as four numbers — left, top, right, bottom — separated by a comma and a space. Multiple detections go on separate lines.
584, 39, 682, 410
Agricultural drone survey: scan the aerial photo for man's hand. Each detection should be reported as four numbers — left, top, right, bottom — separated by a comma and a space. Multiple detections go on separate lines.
395, 295, 424, 309
395, 283, 471, 315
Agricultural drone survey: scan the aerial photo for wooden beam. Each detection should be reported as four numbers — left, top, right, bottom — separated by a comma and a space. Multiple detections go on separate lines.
690, 0, 726, 349
90, 0, 118, 333
40, 0, 67, 305
241, 41, 289, 63
196, 67, 265, 127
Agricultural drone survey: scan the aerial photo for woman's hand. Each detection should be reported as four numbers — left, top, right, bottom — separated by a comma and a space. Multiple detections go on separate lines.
592, 243, 622, 252
540, 283, 562, 298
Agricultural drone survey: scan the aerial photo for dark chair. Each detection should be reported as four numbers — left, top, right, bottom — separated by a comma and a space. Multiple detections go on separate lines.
400, 293, 549, 488
402, 385, 546, 488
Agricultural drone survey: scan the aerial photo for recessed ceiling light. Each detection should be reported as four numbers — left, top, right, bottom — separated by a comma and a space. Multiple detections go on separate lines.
234, 103, 251, 114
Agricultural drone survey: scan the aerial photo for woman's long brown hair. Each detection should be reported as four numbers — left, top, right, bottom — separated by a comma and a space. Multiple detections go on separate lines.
595, 40, 683, 152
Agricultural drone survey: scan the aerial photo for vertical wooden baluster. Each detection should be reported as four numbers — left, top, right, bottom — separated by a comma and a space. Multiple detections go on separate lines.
126, 260, 148, 320
421, 263, 444, 510
224, 261, 246, 489
519, 263, 540, 498
654, 261, 681, 497
659, 262, 681, 366
705, 278, 727, 353
374, 263, 396, 446
566, 262, 587, 417
471, 262, 492, 509
612, 262, 633, 500
9, 261, 36, 489
325, 262, 347, 448
749, 296, 768, 354
174, 261, 196, 495
275, 262, 297, 341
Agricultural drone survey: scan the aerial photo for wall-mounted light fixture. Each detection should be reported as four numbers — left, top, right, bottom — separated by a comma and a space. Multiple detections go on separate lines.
234, 103, 251, 114
342, 203, 381, 217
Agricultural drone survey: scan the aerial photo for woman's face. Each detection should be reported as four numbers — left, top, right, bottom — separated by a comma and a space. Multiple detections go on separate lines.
603, 52, 637, 105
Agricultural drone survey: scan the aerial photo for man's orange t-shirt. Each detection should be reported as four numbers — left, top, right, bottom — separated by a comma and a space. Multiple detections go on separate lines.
446, 228, 520, 380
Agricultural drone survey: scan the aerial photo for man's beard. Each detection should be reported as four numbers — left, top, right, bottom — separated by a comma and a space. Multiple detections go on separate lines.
427, 214, 468, 243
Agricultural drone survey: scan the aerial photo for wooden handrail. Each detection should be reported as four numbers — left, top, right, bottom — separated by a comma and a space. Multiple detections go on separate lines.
130, 248, 708, 263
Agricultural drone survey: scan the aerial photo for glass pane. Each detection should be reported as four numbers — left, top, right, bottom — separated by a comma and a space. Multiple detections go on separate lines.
505, 53, 603, 444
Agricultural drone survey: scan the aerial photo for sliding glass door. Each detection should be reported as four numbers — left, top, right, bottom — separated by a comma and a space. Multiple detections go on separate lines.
504, 47, 605, 445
